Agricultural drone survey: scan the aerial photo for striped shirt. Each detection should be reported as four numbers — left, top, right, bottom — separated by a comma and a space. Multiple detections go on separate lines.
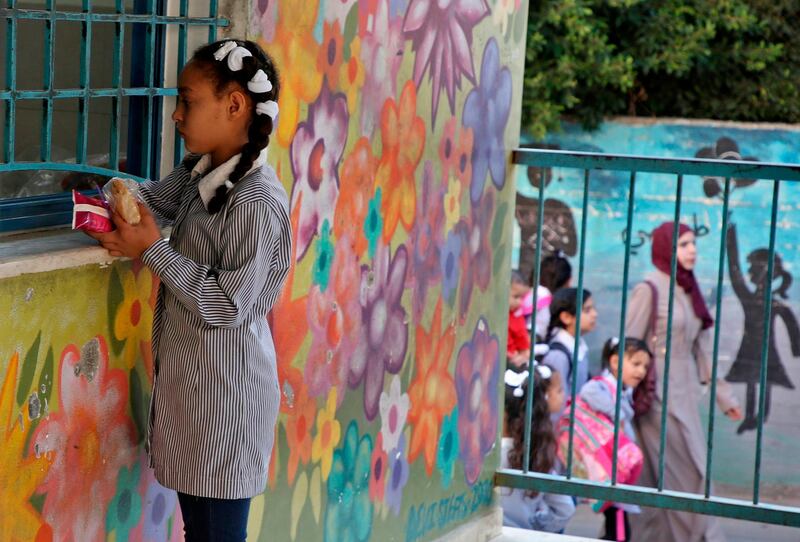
139, 154, 291, 499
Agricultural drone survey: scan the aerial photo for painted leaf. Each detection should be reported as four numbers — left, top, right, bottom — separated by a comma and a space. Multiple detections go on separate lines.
107, 266, 126, 357
17, 332, 41, 407
310, 464, 322, 523
290, 470, 309, 540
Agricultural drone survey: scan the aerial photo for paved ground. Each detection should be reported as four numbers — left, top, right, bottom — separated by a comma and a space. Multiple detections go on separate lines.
561, 505, 800, 541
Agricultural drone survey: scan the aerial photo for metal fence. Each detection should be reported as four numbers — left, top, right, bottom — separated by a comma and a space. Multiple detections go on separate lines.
495, 148, 800, 527
0, 1, 227, 232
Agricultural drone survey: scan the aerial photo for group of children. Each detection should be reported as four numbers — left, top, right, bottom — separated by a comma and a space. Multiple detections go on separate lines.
502, 254, 653, 541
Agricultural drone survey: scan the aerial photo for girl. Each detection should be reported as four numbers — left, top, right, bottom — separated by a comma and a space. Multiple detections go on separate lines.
88, 39, 291, 540
725, 222, 799, 433
579, 338, 652, 541
543, 287, 597, 408
501, 365, 574, 532
626, 222, 740, 542
522, 252, 572, 340
508, 269, 532, 369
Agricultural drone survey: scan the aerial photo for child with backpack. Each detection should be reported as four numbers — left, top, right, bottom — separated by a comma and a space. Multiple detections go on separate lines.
501, 365, 575, 532
542, 288, 597, 408
575, 338, 652, 541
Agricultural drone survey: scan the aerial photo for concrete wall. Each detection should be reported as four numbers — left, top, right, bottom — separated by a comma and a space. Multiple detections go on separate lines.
0, 0, 529, 540
514, 118, 800, 502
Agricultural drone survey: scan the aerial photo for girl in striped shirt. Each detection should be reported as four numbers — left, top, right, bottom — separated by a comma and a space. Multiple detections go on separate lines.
88, 39, 291, 541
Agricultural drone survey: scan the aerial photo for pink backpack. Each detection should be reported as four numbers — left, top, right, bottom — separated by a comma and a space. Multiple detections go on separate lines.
556, 378, 644, 510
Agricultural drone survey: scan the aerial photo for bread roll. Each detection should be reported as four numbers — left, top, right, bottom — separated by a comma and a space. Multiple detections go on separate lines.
110, 178, 141, 225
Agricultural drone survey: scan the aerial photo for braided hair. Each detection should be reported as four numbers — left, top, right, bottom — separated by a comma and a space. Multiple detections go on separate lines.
190, 39, 281, 214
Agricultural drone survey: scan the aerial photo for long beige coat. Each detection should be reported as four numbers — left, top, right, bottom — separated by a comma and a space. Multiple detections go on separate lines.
626, 270, 739, 542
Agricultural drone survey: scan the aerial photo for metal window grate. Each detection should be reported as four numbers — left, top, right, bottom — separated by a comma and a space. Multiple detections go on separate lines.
498, 148, 800, 528
0, 1, 227, 233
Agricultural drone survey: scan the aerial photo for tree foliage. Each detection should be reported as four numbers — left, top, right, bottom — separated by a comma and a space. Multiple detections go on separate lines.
522, 0, 800, 138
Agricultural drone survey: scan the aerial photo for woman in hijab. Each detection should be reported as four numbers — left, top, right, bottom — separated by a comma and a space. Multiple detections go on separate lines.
625, 222, 742, 542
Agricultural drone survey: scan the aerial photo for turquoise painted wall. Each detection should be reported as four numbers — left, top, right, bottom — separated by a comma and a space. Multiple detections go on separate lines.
514, 119, 800, 500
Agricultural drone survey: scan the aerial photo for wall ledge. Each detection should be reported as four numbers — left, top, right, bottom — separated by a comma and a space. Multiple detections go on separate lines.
431, 504, 503, 542
0, 227, 174, 280
599, 116, 800, 131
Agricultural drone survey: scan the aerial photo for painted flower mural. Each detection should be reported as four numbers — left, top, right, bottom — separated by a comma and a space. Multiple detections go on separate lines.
441, 231, 462, 305
340, 37, 367, 116
312, 389, 342, 481
369, 433, 388, 503
348, 243, 409, 421
31, 337, 136, 540
437, 407, 460, 489
364, 189, 384, 259
305, 234, 362, 399
359, 0, 405, 134
105, 463, 142, 539
269, 0, 323, 146
318, 20, 345, 88
456, 317, 500, 485
403, 0, 490, 123
378, 375, 410, 455
409, 161, 445, 322
444, 176, 462, 234
407, 300, 457, 474
271, 202, 310, 403
113, 267, 154, 371
284, 387, 316, 485
0, 352, 49, 541
290, 83, 349, 260
492, 0, 520, 35
457, 191, 494, 320
439, 116, 474, 187
376, 81, 425, 242
463, 37, 512, 202
334, 137, 377, 259
324, 421, 373, 542
140, 475, 180, 541
312, 220, 335, 291
385, 434, 410, 516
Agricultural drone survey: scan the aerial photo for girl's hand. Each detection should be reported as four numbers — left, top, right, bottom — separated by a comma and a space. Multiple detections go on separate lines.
86, 202, 161, 259
725, 406, 743, 421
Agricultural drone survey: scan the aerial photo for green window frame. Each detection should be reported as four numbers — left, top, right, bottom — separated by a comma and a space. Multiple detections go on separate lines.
0, 0, 227, 233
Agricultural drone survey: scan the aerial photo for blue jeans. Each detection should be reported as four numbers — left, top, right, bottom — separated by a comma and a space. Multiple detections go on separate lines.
178, 492, 251, 542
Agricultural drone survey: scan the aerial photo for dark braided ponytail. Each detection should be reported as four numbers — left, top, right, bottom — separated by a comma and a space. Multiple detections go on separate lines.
190, 39, 281, 214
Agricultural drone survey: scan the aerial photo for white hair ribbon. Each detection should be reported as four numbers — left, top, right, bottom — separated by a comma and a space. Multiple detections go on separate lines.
213, 41, 237, 61
256, 100, 279, 119
611, 336, 620, 347
248, 69, 273, 94
504, 369, 529, 398
226, 46, 252, 72
534, 362, 552, 380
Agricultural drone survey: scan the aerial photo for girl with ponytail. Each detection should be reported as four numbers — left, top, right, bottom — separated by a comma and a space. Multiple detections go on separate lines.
87, 39, 291, 539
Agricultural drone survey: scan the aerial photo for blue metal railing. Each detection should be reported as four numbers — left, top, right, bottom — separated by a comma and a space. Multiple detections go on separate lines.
498, 148, 800, 527
0, 3, 227, 233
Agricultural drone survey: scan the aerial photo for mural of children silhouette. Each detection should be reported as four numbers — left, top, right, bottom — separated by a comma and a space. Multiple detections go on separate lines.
725, 222, 800, 434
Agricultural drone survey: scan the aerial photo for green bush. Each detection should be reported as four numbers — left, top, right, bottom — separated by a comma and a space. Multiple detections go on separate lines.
522, 0, 800, 138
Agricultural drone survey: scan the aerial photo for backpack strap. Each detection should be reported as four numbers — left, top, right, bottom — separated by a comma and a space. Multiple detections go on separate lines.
547, 341, 573, 382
